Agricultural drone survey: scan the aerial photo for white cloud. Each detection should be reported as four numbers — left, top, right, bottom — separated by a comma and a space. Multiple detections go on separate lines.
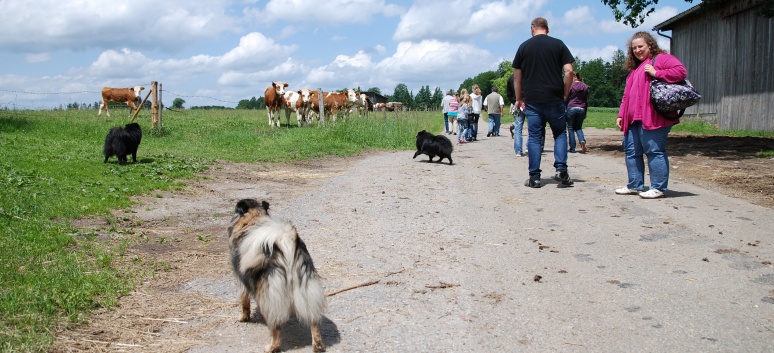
219, 32, 298, 70
393, 0, 546, 42
247, 0, 404, 26
0, 0, 239, 52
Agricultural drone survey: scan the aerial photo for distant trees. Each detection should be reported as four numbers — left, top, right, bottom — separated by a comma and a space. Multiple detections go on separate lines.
236, 96, 265, 110
172, 98, 185, 109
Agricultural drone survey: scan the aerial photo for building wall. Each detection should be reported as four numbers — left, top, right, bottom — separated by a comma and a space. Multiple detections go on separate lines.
669, 4, 773, 131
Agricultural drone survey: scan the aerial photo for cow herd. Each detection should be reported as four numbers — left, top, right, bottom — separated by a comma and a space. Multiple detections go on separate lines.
264, 81, 372, 127
95, 82, 375, 127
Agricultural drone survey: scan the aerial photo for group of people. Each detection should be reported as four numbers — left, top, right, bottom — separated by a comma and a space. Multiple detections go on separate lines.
441, 85, 505, 145
445, 17, 686, 199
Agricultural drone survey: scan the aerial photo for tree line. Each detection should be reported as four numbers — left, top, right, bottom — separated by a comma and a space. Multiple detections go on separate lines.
233, 49, 628, 111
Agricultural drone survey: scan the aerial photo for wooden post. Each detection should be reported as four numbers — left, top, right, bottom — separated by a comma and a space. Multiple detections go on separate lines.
130, 88, 152, 122
158, 83, 163, 128
151, 81, 159, 128
317, 88, 325, 126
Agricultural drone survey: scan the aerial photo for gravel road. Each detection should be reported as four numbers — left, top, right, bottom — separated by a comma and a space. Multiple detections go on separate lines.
56, 125, 774, 353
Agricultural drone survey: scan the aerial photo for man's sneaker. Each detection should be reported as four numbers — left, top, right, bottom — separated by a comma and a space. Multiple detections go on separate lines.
515, 152, 524, 157
639, 189, 665, 199
554, 171, 574, 187
524, 178, 541, 188
615, 187, 640, 195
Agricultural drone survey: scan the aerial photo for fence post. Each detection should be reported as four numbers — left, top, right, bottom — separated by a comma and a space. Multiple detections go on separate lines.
158, 83, 163, 128
318, 88, 325, 126
130, 88, 152, 122
151, 81, 159, 128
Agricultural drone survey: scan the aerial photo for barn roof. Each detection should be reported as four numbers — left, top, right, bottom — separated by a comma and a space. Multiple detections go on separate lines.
652, 3, 702, 31
653, 0, 765, 31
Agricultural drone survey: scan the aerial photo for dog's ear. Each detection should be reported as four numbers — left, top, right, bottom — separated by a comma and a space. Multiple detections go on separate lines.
261, 201, 270, 214
235, 199, 260, 215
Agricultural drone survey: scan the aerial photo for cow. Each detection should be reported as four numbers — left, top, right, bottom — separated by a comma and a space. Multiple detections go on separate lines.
349, 91, 370, 118
374, 102, 386, 111
98, 86, 145, 117
264, 81, 288, 127
282, 88, 312, 127
307, 90, 358, 124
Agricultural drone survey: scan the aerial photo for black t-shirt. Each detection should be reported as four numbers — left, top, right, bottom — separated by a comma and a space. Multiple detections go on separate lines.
511, 34, 574, 104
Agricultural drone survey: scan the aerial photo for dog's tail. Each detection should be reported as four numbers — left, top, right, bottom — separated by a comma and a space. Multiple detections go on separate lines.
253, 222, 326, 328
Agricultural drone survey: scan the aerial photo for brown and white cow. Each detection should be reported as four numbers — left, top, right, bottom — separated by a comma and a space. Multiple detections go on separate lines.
282, 88, 312, 127
264, 81, 288, 127
306, 89, 359, 124
98, 86, 144, 117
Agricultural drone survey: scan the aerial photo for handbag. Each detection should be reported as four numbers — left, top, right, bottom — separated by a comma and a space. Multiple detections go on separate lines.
649, 54, 701, 119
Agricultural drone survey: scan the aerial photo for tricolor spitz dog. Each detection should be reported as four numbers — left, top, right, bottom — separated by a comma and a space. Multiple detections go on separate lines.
227, 199, 326, 352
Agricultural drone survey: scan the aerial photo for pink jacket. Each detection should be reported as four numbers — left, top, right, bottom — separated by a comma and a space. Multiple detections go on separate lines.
618, 53, 687, 134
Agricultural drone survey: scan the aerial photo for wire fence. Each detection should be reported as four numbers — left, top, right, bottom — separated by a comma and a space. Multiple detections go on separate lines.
0, 84, 241, 110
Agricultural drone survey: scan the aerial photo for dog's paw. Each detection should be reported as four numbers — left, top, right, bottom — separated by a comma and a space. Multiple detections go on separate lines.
238, 314, 250, 322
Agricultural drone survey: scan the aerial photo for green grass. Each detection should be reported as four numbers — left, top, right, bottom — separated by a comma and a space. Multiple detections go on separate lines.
0, 108, 441, 352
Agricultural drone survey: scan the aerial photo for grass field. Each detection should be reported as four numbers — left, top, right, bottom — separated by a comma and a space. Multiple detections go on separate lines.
1, 106, 771, 351
0, 108, 440, 352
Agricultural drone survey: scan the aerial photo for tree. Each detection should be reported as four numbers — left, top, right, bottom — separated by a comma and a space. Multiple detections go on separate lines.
414, 85, 433, 111
601, 0, 774, 28
431, 87, 444, 110
366, 87, 382, 95
392, 83, 413, 108
172, 98, 185, 109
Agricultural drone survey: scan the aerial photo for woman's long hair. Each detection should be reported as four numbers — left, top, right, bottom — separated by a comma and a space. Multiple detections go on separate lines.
623, 31, 667, 71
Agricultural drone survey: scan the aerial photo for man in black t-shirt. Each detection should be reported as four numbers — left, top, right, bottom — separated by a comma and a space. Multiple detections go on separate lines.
512, 17, 575, 189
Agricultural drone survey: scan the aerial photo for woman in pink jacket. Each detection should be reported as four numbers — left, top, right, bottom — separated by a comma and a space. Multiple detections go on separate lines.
615, 31, 687, 199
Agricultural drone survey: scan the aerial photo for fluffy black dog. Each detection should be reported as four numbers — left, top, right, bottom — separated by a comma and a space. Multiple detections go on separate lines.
413, 130, 453, 165
103, 123, 142, 165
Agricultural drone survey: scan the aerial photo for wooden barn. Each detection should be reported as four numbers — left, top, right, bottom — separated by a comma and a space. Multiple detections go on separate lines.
653, 0, 774, 131
361, 91, 388, 110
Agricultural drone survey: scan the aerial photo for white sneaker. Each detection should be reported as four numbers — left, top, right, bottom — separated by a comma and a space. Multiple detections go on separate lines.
615, 187, 640, 195
639, 189, 665, 199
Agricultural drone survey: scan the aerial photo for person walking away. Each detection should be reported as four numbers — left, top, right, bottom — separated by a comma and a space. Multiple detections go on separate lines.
566, 72, 589, 153
506, 73, 525, 156
512, 17, 575, 188
484, 86, 504, 137
469, 85, 483, 141
615, 31, 686, 199
441, 90, 453, 134
448, 92, 459, 135
457, 91, 472, 144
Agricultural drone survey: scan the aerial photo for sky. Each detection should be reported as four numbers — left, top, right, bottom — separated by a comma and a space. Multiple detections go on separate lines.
0, 0, 697, 109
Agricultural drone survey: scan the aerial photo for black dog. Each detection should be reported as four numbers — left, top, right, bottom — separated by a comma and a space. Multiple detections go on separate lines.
103, 123, 142, 165
413, 130, 453, 165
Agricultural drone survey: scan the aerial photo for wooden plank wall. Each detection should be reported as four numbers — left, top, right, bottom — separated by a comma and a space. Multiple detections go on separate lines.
670, 5, 774, 131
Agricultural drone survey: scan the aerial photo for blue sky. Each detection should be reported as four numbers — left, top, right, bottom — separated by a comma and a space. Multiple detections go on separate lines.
0, 0, 696, 109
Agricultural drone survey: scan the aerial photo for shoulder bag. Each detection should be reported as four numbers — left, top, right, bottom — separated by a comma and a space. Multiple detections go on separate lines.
649, 54, 701, 119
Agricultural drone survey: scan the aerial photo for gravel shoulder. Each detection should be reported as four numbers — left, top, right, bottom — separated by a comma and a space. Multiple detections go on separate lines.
54, 125, 774, 353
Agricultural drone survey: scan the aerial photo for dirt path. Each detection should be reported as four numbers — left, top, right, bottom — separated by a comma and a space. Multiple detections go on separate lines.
54, 126, 774, 352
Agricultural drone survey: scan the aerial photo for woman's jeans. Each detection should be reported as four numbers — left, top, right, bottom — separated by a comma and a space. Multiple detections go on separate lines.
566, 107, 586, 152
457, 118, 469, 141
513, 110, 525, 154
622, 121, 671, 191
469, 113, 479, 139
525, 101, 568, 180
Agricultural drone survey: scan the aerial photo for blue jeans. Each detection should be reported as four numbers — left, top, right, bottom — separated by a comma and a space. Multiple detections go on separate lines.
525, 101, 568, 180
469, 113, 479, 139
444, 113, 450, 133
488, 114, 501, 135
457, 118, 469, 141
622, 121, 671, 191
566, 108, 586, 152
513, 110, 525, 154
